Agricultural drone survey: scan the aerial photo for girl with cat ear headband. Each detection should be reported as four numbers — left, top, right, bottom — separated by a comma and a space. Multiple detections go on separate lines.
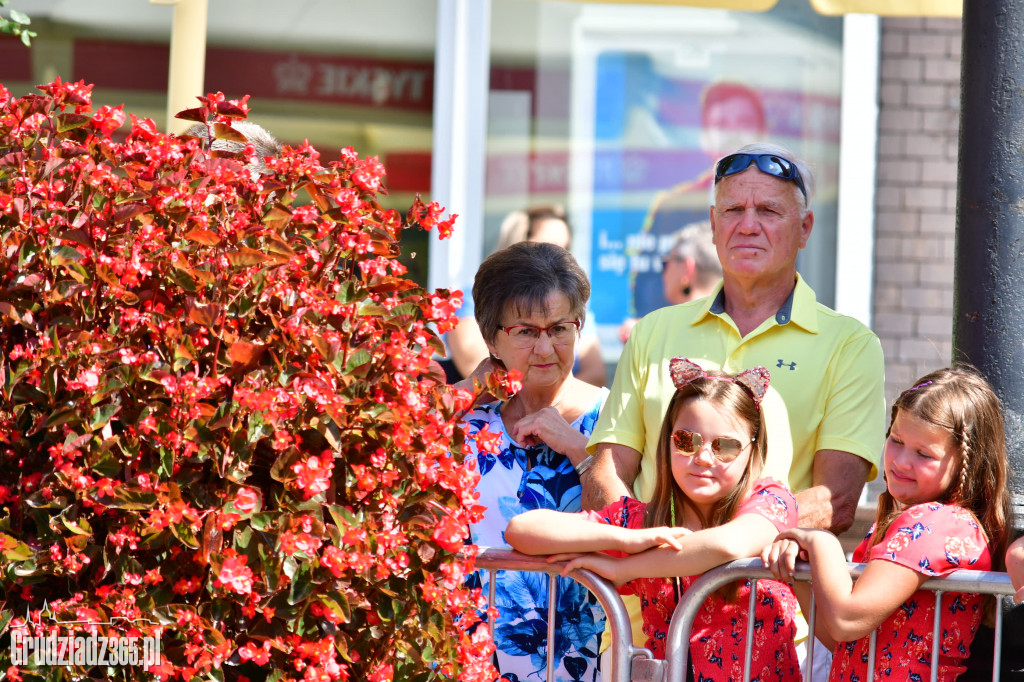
506, 359, 803, 680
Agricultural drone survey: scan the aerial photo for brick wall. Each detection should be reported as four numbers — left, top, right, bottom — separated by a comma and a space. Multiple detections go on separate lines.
873, 17, 962, 406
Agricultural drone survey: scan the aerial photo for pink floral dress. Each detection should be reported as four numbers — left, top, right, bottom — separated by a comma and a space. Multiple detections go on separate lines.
829, 502, 992, 682
586, 478, 801, 682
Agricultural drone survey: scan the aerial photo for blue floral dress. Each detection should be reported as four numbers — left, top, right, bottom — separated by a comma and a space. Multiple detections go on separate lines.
464, 389, 609, 682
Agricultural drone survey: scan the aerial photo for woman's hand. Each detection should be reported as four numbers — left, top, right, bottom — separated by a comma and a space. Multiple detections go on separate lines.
760, 527, 823, 582
509, 406, 588, 460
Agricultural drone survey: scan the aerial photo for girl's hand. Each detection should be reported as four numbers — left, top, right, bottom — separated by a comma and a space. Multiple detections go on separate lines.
1016, 586, 1024, 606
617, 526, 692, 554
760, 528, 820, 582
546, 551, 629, 586
510, 406, 587, 456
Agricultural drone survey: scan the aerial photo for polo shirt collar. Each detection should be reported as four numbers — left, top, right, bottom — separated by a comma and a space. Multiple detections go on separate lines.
695, 273, 819, 333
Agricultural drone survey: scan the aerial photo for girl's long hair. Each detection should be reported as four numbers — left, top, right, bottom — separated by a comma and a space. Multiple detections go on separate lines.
873, 366, 1012, 575
644, 376, 767, 532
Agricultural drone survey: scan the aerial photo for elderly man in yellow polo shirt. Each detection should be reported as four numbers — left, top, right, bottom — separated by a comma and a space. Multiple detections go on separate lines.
583, 142, 886, 677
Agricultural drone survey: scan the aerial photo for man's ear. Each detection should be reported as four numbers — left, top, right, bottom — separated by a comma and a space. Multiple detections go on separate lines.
799, 210, 814, 249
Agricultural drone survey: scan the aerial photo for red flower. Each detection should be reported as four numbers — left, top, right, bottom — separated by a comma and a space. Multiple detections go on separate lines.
233, 487, 261, 514
92, 104, 126, 137
216, 555, 255, 595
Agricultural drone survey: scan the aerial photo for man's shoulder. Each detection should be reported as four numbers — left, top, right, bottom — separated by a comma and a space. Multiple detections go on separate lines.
809, 300, 879, 342
634, 299, 711, 332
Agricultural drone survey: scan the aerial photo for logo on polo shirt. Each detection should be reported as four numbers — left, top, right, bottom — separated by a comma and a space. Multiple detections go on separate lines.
776, 359, 797, 370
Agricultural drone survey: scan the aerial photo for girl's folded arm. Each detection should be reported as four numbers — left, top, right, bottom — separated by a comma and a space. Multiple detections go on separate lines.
607, 513, 780, 581
804, 533, 926, 643
505, 509, 625, 555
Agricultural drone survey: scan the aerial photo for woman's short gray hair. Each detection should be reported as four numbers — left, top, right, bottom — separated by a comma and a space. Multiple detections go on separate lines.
714, 142, 815, 213
473, 241, 590, 344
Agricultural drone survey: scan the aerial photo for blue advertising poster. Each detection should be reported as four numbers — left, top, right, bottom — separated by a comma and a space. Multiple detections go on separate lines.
585, 38, 842, 351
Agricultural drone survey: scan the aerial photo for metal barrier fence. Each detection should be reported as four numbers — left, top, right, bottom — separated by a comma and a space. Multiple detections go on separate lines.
476, 548, 1015, 682
476, 547, 654, 682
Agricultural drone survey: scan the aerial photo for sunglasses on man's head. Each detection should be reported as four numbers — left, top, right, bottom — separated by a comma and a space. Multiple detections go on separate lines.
714, 153, 807, 201
671, 429, 753, 463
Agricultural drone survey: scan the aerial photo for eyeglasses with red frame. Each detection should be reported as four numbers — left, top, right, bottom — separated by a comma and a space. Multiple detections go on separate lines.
498, 320, 581, 348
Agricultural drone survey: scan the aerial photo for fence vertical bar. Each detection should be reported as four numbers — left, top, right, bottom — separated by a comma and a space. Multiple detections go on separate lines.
805, 591, 816, 681
993, 601, 1003, 682
742, 578, 757, 682
866, 630, 877, 682
546, 573, 557, 682
931, 591, 943, 682
488, 569, 497, 642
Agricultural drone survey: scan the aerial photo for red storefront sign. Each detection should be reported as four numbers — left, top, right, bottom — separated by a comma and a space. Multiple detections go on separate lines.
73, 40, 435, 112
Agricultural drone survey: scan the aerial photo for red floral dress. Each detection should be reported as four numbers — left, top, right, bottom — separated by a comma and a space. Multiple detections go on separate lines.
829, 502, 992, 682
586, 478, 801, 682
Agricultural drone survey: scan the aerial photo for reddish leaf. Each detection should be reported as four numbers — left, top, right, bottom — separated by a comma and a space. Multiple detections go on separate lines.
184, 228, 223, 246
188, 302, 221, 328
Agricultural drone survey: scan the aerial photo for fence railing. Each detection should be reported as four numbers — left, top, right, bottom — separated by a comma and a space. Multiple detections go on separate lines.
665, 557, 1015, 682
475, 547, 656, 682
476, 548, 1016, 682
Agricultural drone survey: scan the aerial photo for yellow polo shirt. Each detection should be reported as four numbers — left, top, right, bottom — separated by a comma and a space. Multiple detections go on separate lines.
589, 273, 885, 498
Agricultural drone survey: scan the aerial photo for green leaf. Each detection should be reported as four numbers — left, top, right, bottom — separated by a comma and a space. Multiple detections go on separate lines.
0, 534, 33, 561
89, 402, 119, 431
287, 561, 313, 605
249, 513, 273, 531
319, 593, 350, 624
50, 245, 85, 265
60, 515, 92, 536
171, 521, 199, 549
9, 10, 30, 24
103, 487, 158, 511
56, 113, 90, 133
344, 349, 371, 372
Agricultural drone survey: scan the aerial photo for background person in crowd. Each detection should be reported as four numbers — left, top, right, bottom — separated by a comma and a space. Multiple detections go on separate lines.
619, 219, 722, 341
183, 120, 282, 175
443, 205, 606, 387
507, 360, 802, 681
585, 142, 886, 677
462, 241, 610, 682
763, 366, 1011, 682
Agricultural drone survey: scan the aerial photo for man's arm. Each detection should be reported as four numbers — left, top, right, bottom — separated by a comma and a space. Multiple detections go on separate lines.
581, 442, 641, 512
795, 449, 871, 533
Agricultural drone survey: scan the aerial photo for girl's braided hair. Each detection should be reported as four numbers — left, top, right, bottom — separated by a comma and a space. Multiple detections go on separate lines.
873, 366, 1011, 577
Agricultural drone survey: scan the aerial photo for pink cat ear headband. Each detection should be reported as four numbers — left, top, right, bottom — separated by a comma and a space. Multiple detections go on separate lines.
668, 357, 771, 409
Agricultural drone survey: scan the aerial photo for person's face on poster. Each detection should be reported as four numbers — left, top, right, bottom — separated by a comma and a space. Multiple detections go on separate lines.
701, 95, 766, 160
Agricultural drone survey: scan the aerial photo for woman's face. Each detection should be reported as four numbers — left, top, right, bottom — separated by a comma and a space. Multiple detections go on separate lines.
669, 397, 753, 521
528, 218, 571, 250
486, 290, 578, 394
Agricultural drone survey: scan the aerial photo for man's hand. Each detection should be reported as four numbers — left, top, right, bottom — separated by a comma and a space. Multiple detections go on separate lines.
796, 449, 871, 533
581, 443, 641, 511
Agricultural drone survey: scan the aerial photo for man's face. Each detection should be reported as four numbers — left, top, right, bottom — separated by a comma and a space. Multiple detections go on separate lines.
710, 167, 812, 286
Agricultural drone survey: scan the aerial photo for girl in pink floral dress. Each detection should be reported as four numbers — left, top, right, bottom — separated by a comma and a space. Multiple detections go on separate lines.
507, 358, 802, 681
763, 366, 1012, 682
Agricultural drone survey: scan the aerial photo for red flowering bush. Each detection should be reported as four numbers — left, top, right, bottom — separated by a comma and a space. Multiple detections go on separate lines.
0, 78, 505, 681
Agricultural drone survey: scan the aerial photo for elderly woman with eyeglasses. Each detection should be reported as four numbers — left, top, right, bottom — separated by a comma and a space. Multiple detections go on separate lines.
463, 240, 608, 682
